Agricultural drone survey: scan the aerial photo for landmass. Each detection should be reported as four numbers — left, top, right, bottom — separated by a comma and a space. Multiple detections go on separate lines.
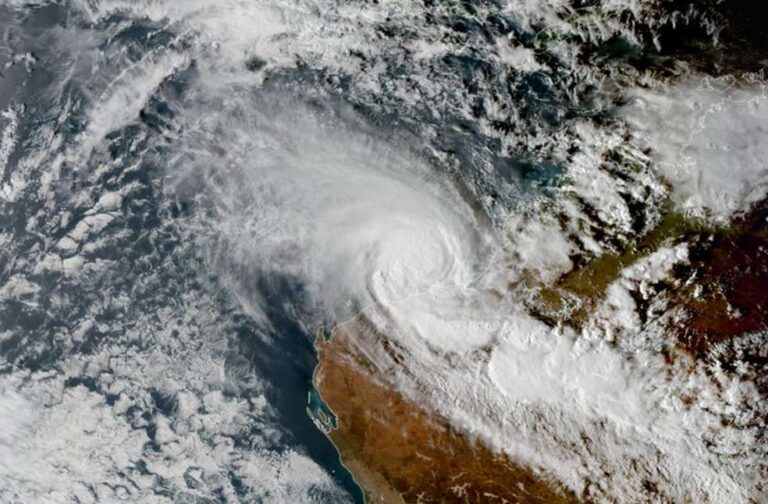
312, 197, 767, 502
313, 323, 577, 504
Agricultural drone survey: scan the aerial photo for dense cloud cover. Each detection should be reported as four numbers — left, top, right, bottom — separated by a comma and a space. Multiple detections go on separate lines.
1, 1, 766, 502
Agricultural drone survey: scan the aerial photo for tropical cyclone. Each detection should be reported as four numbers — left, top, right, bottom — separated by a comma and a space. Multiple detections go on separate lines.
304, 3, 768, 500
2, 0, 767, 502
313, 222, 764, 502
165, 0, 768, 500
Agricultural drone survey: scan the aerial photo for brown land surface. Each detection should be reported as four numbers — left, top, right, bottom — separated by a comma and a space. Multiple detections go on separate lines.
674, 199, 768, 355
313, 199, 767, 502
313, 323, 577, 504
526, 198, 768, 357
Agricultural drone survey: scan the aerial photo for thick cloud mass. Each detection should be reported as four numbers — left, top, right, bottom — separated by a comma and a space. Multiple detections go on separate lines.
1, 0, 766, 502
169, 98, 495, 324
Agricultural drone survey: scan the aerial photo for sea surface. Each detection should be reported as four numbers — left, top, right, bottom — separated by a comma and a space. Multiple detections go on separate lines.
1, 1, 766, 502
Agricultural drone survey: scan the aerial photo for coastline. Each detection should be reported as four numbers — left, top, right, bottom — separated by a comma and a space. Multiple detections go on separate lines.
310, 323, 576, 504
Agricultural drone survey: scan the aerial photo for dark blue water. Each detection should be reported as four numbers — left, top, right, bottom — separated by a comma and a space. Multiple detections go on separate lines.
1, 5, 365, 501
0, 2, 592, 502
